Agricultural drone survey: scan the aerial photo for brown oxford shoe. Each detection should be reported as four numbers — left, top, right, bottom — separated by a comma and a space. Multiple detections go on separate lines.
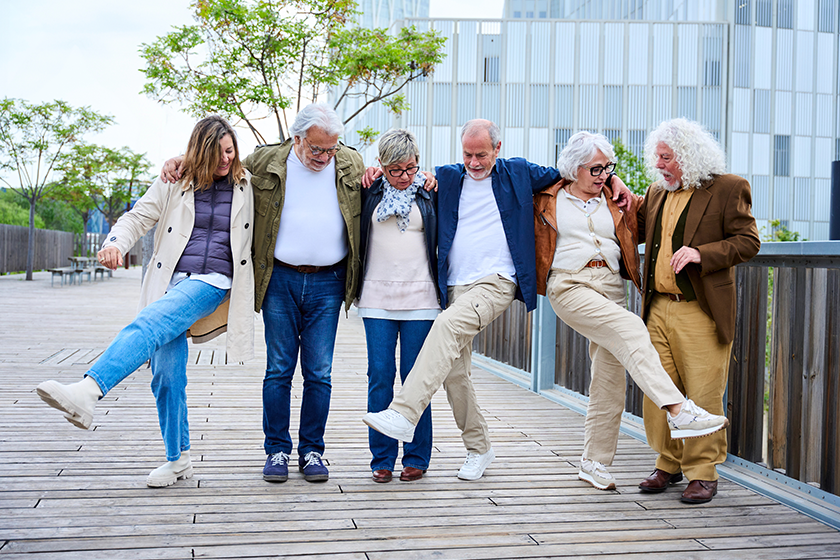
372, 469, 392, 483
399, 467, 426, 482
681, 479, 718, 504
638, 468, 684, 493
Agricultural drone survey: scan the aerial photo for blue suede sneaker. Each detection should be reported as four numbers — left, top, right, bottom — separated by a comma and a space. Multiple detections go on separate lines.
299, 451, 329, 482
263, 452, 290, 482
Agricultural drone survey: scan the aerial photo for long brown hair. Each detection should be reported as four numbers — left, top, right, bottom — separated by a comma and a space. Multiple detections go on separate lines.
181, 116, 245, 191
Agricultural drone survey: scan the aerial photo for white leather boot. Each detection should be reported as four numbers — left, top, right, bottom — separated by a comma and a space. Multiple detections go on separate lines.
147, 450, 193, 488
36, 376, 103, 429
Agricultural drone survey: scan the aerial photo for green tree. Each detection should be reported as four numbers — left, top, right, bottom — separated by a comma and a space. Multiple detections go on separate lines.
54, 144, 151, 256
139, 0, 444, 143
612, 138, 652, 196
762, 219, 804, 242
0, 99, 113, 279
0, 190, 46, 228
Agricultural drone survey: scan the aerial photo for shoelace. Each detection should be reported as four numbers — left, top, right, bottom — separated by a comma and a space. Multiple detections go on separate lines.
270, 453, 289, 466
463, 453, 480, 467
303, 452, 323, 467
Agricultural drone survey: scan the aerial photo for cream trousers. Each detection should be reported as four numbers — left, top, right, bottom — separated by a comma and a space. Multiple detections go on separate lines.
390, 274, 517, 454
546, 267, 686, 465
644, 293, 732, 481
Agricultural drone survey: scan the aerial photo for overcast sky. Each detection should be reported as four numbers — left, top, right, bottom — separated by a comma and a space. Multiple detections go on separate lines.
0, 0, 505, 185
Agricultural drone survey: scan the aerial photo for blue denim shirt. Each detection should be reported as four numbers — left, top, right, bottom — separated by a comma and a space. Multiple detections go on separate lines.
435, 158, 561, 311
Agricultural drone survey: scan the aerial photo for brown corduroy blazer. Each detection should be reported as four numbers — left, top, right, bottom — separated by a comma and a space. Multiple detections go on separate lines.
638, 174, 761, 344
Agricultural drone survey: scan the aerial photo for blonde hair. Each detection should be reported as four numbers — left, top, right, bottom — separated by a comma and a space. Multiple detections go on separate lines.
378, 129, 420, 167
181, 116, 245, 191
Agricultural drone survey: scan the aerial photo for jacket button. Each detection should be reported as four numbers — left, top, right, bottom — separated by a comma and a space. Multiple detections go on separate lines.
245, 223, 249, 229
259, 263, 266, 269
156, 262, 161, 268
240, 260, 247, 265
274, 201, 280, 207
167, 227, 172, 233
110, 236, 116, 241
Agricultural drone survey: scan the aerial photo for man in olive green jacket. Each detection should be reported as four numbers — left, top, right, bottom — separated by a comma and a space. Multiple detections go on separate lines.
245, 104, 365, 484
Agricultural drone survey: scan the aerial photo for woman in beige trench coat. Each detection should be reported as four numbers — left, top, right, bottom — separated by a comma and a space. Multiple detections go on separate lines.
36, 116, 254, 487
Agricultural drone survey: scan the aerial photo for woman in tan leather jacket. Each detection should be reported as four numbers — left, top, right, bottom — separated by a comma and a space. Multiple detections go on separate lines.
534, 131, 727, 491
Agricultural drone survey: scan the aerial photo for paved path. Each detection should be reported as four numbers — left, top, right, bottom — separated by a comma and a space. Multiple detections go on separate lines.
1, 268, 839, 558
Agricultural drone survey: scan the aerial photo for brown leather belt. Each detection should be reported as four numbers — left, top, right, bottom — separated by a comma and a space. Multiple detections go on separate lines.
583, 260, 607, 268
659, 292, 687, 302
274, 259, 342, 274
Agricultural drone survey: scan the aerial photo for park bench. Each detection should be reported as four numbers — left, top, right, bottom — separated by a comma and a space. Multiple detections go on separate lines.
93, 265, 112, 281
47, 267, 76, 287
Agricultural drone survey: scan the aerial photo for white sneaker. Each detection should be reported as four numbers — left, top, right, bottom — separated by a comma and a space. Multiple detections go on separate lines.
36, 377, 103, 430
668, 399, 730, 439
147, 451, 193, 488
457, 448, 495, 480
363, 409, 416, 442
579, 456, 616, 490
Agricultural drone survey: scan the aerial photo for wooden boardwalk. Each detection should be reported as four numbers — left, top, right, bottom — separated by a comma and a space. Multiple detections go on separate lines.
2, 267, 840, 559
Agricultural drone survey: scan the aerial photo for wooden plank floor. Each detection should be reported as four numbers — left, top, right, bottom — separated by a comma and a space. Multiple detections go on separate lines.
2, 267, 839, 559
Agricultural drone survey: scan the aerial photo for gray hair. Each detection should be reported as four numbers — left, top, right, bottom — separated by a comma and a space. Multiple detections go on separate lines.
644, 118, 726, 190
289, 103, 344, 139
461, 119, 501, 147
378, 129, 420, 167
556, 131, 616, 181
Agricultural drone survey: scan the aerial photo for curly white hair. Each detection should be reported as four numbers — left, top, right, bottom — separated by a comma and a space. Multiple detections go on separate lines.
644, 118, 726, 190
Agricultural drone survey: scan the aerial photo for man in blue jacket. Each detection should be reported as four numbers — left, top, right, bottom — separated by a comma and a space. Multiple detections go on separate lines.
365, 119, 631, 480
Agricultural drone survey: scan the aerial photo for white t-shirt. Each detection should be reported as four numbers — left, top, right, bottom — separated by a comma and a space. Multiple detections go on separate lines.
273, 147, 348, 266
447, 174, 517, 286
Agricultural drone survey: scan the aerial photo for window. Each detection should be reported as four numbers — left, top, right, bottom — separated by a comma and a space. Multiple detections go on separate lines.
774, 135, 791, 176
736, 0, 751, 24
756, 0, 772, 26
603, 130, 621, 144
629, 130, 646, 157
777, 0, 793, 29
484, 57, 499, 83
754, 90, 771, 134
818, 0, 836, 32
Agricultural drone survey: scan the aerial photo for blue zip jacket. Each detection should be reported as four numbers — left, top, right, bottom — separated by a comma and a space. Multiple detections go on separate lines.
435, 158, 561, 311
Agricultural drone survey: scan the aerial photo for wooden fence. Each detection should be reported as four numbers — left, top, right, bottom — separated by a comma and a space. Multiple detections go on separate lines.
0, 224, 74, 274
472, 242, 840, 497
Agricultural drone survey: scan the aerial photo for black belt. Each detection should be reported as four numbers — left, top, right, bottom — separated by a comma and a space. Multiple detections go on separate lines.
658, 292, 687, 302
274, 258, 344, 274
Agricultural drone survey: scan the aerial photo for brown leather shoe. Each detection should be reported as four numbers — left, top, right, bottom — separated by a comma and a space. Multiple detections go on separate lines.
638, 468, 683, 493
681, 479, 717, 504
399, 466, 426, 482
372, 469, 392, 483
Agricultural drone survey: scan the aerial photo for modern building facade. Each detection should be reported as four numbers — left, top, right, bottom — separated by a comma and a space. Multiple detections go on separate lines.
339, 0, 840, 239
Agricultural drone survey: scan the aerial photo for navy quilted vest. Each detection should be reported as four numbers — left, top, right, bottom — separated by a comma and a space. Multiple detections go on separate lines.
174, 178, 234, 277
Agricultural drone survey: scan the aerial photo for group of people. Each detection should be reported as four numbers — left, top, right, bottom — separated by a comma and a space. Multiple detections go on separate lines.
36, 101, 759, 505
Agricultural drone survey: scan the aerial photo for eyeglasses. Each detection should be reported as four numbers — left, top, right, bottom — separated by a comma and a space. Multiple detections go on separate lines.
303, 138, 340, 157
581, 162, 616, 177
386, 166, 420, 178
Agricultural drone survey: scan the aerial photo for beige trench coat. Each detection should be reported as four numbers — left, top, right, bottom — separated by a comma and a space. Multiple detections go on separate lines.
101, 174, 255, 363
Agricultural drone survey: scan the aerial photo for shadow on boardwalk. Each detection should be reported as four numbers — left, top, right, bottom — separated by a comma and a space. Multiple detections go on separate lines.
1, 268, 840, 559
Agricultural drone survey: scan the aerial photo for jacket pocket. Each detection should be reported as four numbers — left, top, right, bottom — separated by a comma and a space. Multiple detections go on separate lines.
251, 175, 276, 217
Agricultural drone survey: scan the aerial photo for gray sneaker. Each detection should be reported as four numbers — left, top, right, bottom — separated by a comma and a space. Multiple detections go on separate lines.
668, 399, 729, 439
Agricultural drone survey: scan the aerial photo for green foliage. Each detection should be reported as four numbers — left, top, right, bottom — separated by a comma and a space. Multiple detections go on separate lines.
327, 25, 446, 124
35, 197, 84, 234
53, 144, 152, 228
140, 0, 358, 143
139, 1, 445, 143
355, 126, 380, 148
0, 192, 45, 228
611, 138, 652, 196
762, 219, 805, 242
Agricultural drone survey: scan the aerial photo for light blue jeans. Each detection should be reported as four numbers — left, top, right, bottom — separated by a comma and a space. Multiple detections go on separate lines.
85, 278, 228, 461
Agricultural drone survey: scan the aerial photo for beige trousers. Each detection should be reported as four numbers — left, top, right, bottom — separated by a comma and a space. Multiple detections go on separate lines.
644, 294, 732, 481
390, 274, 517, 454
547, 268, 686, 465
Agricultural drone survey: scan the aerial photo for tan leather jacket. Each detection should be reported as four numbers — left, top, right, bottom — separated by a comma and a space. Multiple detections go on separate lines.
534, 179, 643, 296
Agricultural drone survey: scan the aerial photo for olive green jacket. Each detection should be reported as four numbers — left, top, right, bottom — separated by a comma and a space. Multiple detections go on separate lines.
244, 140, 365, 312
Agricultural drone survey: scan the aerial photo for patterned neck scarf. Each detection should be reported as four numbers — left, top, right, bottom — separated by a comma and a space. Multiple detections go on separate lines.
375, 173, 426, 232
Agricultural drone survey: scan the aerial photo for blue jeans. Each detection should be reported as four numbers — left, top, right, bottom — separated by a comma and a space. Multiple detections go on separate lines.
261, 264, 345, 457
364, 318, 434, 471
86, 278, 228, 461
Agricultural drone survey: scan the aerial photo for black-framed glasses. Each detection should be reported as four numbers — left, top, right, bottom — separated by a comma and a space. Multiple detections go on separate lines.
304, 138, 340, 157
581, 162, 616, 177
386, 166, 420, 178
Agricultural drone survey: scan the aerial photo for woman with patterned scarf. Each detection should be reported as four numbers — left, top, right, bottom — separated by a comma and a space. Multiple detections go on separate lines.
356, 129, 440, 483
